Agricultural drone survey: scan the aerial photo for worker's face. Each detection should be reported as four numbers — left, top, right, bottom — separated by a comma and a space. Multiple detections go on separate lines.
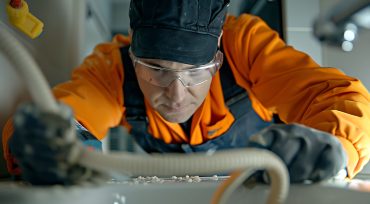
134, 58, 213, 123
129, 30, 223, 123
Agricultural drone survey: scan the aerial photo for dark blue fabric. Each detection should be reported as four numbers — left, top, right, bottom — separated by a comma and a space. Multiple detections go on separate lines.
121, 46, 273, 153
128, 93, 273, 153
75, 122, 102, 151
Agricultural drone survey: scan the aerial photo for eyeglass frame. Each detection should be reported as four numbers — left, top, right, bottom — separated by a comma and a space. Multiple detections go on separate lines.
129, 49, 224, 87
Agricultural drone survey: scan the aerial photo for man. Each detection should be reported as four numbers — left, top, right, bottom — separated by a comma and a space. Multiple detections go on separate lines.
3, 0, 370, 185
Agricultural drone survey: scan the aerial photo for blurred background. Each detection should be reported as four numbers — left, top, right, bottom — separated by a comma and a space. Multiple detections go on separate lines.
0, 0, 369, 179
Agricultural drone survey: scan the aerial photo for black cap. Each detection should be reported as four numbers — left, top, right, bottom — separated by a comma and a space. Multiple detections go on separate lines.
129, 0, 229, 65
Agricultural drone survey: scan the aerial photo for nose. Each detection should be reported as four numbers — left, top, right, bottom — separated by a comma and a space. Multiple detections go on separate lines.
165, 78, 186, 104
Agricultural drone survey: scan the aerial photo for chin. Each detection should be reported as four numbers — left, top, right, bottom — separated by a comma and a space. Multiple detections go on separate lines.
162, 114, 191, 123
156, 104, 198, 123
158, 109, 194, 123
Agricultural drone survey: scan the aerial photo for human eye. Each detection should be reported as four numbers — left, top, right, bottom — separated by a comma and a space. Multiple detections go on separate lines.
187, 70, 203, 77
151, 67, 163, 73
141, 62, 165, 73
188, 68, 212, 77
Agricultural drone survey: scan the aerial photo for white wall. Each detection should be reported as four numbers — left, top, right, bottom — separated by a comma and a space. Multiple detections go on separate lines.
84, 0, 112, 56
111, 0, 130, 33
284, 0, 322, 64
0, 0, 87, 86
320, 0, 370, 89
0, 0, 112, 176
0, 0, 87, 121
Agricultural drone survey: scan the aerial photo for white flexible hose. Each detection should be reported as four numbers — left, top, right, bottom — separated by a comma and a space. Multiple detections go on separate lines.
0, 22, 58, 113
79, 148, 289, 204
0, 21, 289, 204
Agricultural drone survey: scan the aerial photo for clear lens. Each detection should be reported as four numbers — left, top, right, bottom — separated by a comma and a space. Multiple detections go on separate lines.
132, 51, 223, 87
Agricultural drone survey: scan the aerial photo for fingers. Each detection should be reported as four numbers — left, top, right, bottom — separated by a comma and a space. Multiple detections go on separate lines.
269, 137, 301, 167
309, 143, 347, 181
309, 146, 337, 181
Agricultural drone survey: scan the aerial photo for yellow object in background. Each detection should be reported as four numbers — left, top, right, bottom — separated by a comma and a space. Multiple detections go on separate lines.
6, 0, 44, 39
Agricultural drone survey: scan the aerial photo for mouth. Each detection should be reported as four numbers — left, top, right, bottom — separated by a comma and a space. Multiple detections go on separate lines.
167, 107, 186, 113
164, 105, 189, 113
157, 103, 195, 123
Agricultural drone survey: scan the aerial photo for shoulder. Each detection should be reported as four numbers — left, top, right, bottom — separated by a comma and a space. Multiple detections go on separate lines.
92, 34, 131, 58
223, 14, 272, 39
221, 14, 282, 60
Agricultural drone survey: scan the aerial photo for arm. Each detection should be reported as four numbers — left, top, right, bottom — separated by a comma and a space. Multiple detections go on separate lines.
223, 14, 370, 178
53, 38, 126, 140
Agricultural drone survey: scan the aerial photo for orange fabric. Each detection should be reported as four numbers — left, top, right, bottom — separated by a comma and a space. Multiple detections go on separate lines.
2, 119, 21, 175
222, 15, 370, 177
3, 14, 370, 178
53, 35, 129, 140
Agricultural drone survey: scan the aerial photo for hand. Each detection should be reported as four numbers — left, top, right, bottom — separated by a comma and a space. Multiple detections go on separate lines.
249, 123, 347, 183
9, 103, 105, 185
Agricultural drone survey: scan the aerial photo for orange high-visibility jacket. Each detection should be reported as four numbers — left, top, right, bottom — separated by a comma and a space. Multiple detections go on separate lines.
3, 14, 370, 178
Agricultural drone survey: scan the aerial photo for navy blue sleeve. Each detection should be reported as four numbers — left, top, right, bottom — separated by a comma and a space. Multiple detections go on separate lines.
75, 120, 102, 151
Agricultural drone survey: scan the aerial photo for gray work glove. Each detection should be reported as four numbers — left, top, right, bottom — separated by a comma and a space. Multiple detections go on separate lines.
8, 103, 106, 185
249, 123, 347, 183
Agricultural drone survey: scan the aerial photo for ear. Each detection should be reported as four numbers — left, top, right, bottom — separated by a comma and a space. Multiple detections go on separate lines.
218, 30, 223, 47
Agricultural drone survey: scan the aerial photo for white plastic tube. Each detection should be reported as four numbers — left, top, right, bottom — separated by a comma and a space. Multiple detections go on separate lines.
0, 21, 289, 204
79, 148, 289, 204
0, 21, 58, 113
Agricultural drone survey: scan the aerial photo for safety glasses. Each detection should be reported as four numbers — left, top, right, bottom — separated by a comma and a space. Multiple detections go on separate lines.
130, 50, 223, 87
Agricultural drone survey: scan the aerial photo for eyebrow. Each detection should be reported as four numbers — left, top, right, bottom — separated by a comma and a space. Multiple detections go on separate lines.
141, 60, 166, 68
